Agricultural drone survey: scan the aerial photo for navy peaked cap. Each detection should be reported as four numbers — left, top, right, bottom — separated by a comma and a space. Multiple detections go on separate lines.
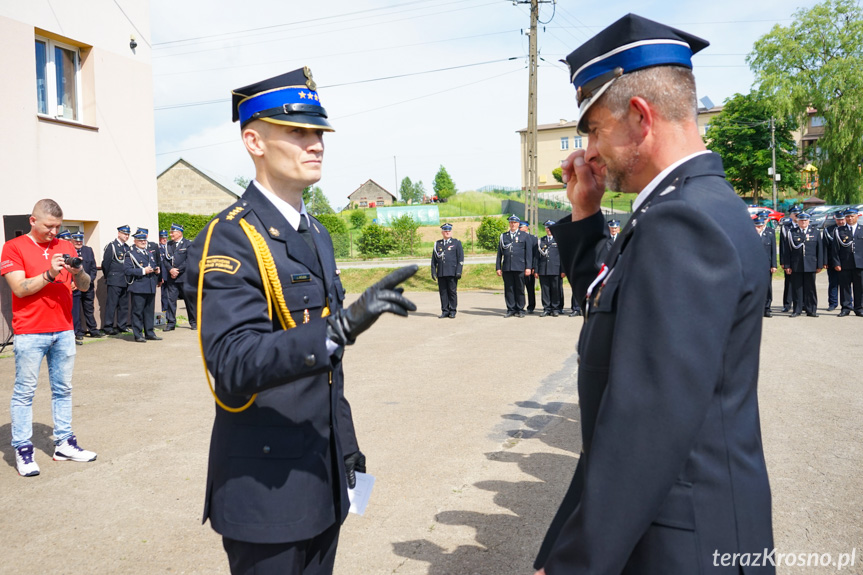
844, 207, 859, 216
788, 205, 802, 214
159, 229, 169, 237
57, 230, 72, 240
71, 232, 84, 240
232, 67, 334, 131
543, 220, 555, 227
440, 223, 453, 231
117, 225, 131, 233
608, 219, 621, 227
565, 14, 709, 132
520, 221, 530, 227
508, 214, 520, 222
796, 212, 811, 220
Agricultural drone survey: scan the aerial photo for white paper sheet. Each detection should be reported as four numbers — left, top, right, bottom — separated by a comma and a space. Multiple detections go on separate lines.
347, 472, 375, 516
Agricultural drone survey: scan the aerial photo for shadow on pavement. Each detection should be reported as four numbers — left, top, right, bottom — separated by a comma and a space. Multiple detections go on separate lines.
392, 400, 582, 574
0, 422, 57, 467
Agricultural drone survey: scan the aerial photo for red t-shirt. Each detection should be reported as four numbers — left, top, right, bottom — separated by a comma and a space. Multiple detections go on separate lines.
0, 235, 76, 334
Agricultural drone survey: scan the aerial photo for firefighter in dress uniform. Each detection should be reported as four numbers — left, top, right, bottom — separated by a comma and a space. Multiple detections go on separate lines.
520, 220, 539, 313
755, 216, 777, 317
834, 207, 863, 316
183, 67, 417, 575
537, 220, 563, 316
779, 205, 801, 312
71, 231, 101, 338
496, 214, 532, 317
431, 223, 464, 318
784, 212, 823, 317
124, 228, 162, 343
101, 225, 131, 334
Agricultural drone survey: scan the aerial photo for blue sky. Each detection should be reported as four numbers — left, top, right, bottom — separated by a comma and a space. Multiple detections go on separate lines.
150, 0, 819, 208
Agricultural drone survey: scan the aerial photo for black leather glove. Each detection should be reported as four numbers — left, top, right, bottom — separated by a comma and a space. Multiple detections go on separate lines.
431, 273, 437, 282
327, 265, 418, 346
456, 273, 461, 280
344, 450, 366, 489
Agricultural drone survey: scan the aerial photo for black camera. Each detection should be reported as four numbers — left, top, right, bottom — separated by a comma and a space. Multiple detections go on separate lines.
63, 254, 83, 268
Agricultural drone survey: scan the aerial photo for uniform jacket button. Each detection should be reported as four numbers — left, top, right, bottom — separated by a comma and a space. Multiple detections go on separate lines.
262, 445, 271, 454
303, 295, 310, 303
305, 354, 315, 366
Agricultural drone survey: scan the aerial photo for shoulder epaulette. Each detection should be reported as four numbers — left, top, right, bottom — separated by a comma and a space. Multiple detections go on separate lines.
219, 200, 250, 224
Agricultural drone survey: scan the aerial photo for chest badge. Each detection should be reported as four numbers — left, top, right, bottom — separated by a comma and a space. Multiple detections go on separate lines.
269, 227, 280, 237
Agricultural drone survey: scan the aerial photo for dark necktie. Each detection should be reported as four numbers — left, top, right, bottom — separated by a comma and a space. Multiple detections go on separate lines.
297, 216, 317, 256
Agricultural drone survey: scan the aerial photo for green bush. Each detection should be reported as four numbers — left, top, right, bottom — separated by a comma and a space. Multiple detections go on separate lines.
349, 211, 367, 229
476, 216, 508, 251
356, 223, 395, 258
552, 167, 564, 184
315, 214, 350, 258
390, 214, 422, 255
158, 212, 217, 240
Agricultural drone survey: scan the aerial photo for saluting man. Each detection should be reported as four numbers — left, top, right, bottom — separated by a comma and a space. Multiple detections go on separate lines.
184, 67, 417, 575
101, 225, 131, 334
534, 15, 774, 574
496, 214, 532, 317
755, 216, 777, 317
431, 223, 464, 318
124, 228, 162, 343
536, 220, 563, 316
784, 212, 823, 317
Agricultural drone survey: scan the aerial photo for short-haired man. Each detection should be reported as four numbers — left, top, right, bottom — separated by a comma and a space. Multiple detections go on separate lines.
101, 225, 131, 334
496, 214, 532, 317
431, 223, 464, 318
1, 199, 98, 477
533, 15, 774, 574
185, 68, 417, 575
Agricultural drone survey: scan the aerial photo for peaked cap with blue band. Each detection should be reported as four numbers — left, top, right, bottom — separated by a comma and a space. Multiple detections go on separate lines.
231, 67, 334, 131
117, 225, 131, 233
57, 230, 72, 240
72, 232, 84, 240
565, 14, 709, 132
440, 223, 453, 231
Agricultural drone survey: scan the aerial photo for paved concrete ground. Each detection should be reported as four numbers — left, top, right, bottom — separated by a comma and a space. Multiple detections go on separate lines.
0, 274, 861, 574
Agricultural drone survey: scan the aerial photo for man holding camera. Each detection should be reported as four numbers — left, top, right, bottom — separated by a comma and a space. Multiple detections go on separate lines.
0, 199, 98, 477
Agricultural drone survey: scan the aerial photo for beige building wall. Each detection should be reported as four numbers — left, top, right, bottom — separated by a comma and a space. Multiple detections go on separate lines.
519, 120, 586, 190
0, 1, 155, 338
157, 160, 239, 216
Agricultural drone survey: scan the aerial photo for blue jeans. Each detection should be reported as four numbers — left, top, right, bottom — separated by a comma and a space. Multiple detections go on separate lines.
11, 331, 76, 448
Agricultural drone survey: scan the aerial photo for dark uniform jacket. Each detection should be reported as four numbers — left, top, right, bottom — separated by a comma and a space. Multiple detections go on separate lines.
778, 221, 797, 268
77, 245, 98, 282
124, 246, 158, 294
101, 239, 130, 287
835, 224, 863, 269
785, 226, 823, 273
184, 184, 358, 545
496, 230, 532, 272
526, 233, 538, 271
760, 227, 777, 269
166, 237, 190, 280
158, 243, 171, 281
535, 235, 561, 276
431, 238, 464, 278
536, 153, 774, 574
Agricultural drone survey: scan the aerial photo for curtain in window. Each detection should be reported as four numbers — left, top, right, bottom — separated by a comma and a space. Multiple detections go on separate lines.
54, 46, 78, 120
35, 40, 48, 114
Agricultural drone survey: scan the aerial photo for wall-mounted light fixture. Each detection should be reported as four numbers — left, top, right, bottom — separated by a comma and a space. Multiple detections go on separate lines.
130, 35, 137, 51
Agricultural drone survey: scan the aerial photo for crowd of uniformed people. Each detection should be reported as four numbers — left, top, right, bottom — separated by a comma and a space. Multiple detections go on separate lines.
64, 223, 198, 344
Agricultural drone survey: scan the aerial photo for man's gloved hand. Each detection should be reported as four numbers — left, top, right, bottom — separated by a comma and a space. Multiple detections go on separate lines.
344, 450, 367, 489
456, 274, 461, 280
431, 272, 437, 282
327, 265, 418, 346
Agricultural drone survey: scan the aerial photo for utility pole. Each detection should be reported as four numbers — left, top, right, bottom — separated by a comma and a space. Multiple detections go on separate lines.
393, 156, 398, 199
770, 118, 778, 211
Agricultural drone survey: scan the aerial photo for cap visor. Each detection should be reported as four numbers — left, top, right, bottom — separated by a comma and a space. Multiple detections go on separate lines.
258, 114, 334, 132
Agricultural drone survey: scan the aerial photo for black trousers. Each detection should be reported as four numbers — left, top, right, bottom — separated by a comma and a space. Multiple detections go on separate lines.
791, 272, 817, 315
559, 278, 580, 312
104, 284, 129, 330
222, 521, 340, 575
177, 280, 198, 327
524, 273, 537, 311
162, 280, 179, 327
72, 291, 82, 335
839, 267, 862, 311
827, 267, 840, 307
765, 270, 773, 312
539, 275, 561, 312
437, 276, 458, 313
783, 271, 794, 309
130, 292, 156, 338
501, 271, 525, 313
79, 287, 98, 332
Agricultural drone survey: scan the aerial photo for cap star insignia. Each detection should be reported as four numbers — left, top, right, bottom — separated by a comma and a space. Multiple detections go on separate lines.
269, 227, 280, 237
299, 91, 307, 99
303, 66, 317, 91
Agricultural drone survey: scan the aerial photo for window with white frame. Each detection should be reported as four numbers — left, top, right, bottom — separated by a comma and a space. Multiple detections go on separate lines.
811, 116, 825, 128
573, 136, 583, 148
35, 36, 82, 121
560, 137, 569, 151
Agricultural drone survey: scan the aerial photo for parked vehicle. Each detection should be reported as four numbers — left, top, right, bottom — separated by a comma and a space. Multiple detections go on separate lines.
747, 206, 784, 226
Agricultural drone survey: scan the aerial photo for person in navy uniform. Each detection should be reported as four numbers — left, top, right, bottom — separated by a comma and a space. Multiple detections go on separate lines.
124, 228, 162, 343
184, 68, 417, 575
823, 211, 844, 311
71, 231, 101, 338
56, 231, 85, 345
533, 15, 774, 575
157, 230, 171, 324
784, 212, 823, 317
431, 223, 464, 318
779, 205, 801, 312
166, 223, 197, 330
755, 216, 777, 317
496, 214, 532, 317
834, 207, 863, 316
536, 220, 563, 316
101, 225, 131, 334
520, 221, 538, 313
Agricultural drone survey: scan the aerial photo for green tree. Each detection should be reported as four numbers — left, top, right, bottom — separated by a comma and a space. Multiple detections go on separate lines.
348, 210, 367, 229
399, 176, 421, 203
234, 176, 251, 189
314, 214, 350, 258
307, 186, 334, 216
748, 0, 863, 203
704, 92, 801, 202
433, 165, 457, 201
476, 216, 508, 251
413, 180, 427, 203
356, 223, 395, 258
389, 214, 422, 255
